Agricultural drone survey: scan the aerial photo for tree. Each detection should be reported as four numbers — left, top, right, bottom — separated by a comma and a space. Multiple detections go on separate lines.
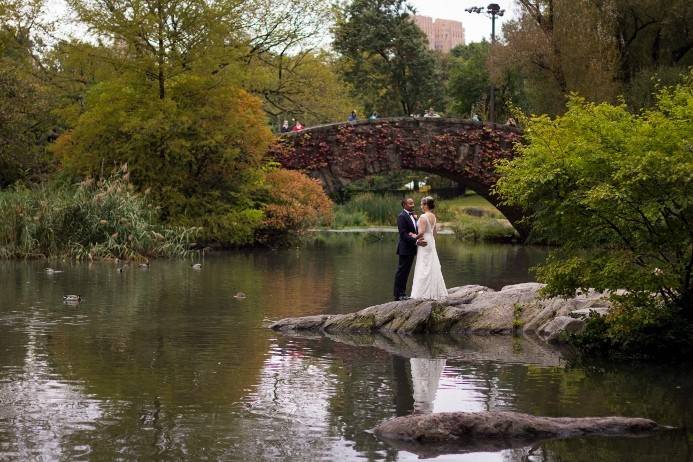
493, 0, 620, 115
246, 50, 360, 128
495, 74, 693, 316
446, 41, 527, 120
0, 0, 56, 186
52, 0, 355, 245
43, 40, 125, 128
603, 0, 693, 109
494, 0, 691, 115
53, 0, 278, 244
447, 42, 491, 117
52, 74, 273, 244
66, 0, 244, 100
332, 0, 442, 115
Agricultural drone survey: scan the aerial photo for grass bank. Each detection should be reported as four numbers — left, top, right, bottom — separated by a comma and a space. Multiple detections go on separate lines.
333, 192, 520, 243
0, 174, 197, 260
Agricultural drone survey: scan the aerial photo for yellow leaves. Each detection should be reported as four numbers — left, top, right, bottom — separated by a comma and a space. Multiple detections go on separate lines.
49, 130, 74, 160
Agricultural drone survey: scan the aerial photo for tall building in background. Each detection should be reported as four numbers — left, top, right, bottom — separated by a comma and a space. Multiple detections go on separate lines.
413, 15, 465, 53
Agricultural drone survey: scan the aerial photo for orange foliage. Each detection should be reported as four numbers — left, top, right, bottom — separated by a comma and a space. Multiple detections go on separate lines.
261, 169, 333, 238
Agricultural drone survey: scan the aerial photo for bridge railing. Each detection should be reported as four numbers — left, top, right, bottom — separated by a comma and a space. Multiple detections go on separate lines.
278, 116, 521, 135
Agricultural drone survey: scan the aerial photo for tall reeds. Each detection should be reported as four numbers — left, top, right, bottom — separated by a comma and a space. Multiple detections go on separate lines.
336, 193, 409, 226
0, 172, 197, 260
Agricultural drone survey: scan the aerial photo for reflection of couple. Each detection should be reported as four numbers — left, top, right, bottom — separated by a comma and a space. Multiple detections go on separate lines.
394, 197, 448, 301
409, 357, 446, 414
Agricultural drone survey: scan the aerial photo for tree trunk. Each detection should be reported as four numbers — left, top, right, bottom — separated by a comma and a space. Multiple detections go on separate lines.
157, 0, 165, 99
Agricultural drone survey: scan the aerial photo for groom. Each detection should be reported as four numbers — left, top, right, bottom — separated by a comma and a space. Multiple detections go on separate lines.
394, 198, 426, 301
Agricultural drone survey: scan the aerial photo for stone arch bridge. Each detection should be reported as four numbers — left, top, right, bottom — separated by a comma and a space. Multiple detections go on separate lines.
268, 117, 526, 236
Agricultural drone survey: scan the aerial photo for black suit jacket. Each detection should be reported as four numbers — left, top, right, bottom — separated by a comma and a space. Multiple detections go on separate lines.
396, 210, 418, 255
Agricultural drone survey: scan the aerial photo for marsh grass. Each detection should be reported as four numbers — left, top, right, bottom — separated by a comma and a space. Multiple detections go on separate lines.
336, 192, 405, 226
333, 209, 369, 227
0, 172, 197, 260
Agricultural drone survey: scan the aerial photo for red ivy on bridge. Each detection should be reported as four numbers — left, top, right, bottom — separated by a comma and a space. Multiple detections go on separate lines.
267, 120, 522, 191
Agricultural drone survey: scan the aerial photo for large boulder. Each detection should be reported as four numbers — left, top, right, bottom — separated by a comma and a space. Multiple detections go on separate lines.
538, 316, 586, 343
270, 284, 611, 345
373, 411, 660, 456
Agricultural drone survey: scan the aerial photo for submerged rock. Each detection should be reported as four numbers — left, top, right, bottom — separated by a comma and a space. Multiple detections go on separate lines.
373, 411, 660, 456
270, 283, 610, 344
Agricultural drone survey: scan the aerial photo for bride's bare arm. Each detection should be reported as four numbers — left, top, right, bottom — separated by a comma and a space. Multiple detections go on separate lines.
416, 215, 427, 239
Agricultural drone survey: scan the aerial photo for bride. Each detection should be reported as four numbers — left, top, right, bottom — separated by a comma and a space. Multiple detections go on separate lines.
410, 196, 448, 300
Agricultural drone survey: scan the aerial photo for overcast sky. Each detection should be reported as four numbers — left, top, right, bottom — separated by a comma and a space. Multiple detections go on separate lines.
46, 0, 519, 45
408, 0, 518, 43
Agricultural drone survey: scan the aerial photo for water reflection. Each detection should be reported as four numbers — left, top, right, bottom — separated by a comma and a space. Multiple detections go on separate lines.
0, 236, 691, 461
260, 335, 691, 462
0, 311, 103, 460
410, 358, 447, 414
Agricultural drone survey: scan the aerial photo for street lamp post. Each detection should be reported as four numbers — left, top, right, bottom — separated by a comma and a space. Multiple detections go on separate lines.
464, 3, 505, 123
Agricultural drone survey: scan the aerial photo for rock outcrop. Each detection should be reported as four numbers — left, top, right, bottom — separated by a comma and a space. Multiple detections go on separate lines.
372, 411, 660, 457
270, 283, 609, 344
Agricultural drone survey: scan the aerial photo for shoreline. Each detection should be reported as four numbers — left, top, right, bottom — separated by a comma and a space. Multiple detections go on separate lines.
311, 226, 455, 235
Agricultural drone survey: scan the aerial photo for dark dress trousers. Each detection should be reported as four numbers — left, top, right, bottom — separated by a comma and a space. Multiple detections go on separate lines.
394, 210, 418, 299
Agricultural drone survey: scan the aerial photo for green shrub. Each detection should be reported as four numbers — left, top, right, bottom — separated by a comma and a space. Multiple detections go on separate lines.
334, 209, 369, 227
451, 215, 518, 242
436, 194, 505, 221
496, 75, 693, 318
0, 171, 197, 260
176, 209, 263, 247
571, 296, 693, 360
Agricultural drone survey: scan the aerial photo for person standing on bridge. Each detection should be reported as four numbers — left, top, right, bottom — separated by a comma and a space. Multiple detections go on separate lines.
280, 120, 290, 133
424, 107, 441, 118
348, 110, 358, 123
291, 120, 304, 132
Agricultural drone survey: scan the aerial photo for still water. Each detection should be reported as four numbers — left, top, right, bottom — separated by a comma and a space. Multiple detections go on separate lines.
0, 233, 691, 461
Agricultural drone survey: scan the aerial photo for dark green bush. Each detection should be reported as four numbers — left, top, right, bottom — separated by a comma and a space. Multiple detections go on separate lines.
571, 296, 693, 360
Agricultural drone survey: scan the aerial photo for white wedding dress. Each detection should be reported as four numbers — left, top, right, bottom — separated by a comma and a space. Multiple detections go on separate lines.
410, 213, 448, 300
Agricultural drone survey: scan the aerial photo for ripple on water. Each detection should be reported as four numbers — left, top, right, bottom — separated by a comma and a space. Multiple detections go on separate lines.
1, 248, 690, 461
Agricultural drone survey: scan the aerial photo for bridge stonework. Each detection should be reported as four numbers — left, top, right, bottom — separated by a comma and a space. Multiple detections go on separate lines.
269, 117, 527, 236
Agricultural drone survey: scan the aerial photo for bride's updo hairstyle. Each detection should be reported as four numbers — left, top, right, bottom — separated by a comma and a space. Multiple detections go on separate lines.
421, 196, 435, 210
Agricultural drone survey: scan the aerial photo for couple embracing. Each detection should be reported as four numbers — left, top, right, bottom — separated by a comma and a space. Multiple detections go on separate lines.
394, 197, 447, 301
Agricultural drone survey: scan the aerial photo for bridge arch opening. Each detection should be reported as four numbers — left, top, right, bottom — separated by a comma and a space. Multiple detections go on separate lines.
332, 169, 518, 237
268, 117, 527, 238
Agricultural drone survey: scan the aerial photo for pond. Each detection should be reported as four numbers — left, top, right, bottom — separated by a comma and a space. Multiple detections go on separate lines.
0, 233, 690, 461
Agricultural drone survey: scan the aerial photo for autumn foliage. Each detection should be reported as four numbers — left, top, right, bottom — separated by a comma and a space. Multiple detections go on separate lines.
259, 169, 333, 241
270, 120, 522, 189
